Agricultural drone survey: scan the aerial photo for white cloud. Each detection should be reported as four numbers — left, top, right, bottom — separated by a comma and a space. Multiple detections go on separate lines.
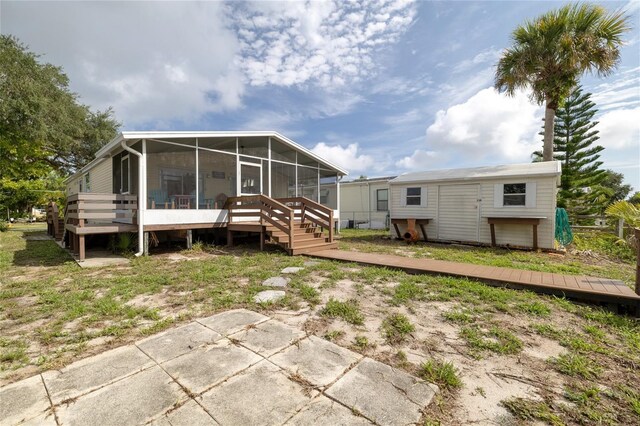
230, 0, 417, 89
422, 87, 543, 164
2, 1, 240, 127
596, 107, 640, 150
395, 149, 439, 170
310, 142, 376, 173
452, 47, 501, 74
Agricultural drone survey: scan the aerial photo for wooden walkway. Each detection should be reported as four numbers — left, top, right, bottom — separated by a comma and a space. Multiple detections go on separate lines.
309, 250, 640, 308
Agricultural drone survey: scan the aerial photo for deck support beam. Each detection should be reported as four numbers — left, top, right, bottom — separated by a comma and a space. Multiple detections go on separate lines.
143, 232, 149, 256
186, 230, 192, 250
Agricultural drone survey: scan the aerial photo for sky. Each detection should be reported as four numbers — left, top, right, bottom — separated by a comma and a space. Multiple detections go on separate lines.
2, 0, 639, 189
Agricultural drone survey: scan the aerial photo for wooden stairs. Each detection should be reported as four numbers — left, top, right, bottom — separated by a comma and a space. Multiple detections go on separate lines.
225, 195, 337, 256
266, 221, 337, 255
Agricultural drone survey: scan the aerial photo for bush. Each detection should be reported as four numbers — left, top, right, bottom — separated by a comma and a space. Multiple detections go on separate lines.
0, 221, 8, 232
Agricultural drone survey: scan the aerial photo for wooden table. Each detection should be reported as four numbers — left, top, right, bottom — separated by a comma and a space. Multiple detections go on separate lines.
485, 216, 546, 250
390, 218, 432, 242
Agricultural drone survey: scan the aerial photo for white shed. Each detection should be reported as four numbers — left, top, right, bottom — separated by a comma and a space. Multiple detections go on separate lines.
339, 176, 395, 229
389, 161, 562, 250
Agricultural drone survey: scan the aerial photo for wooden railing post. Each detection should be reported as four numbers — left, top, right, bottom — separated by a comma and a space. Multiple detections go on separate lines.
635, 228, 640, 296
328, 209, 334, 242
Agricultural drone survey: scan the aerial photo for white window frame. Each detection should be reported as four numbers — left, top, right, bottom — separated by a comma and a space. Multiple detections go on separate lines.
376, 188, 389, 211
238, 161, 262, 196
494, 182, 537, 208
406, 187, 422, 206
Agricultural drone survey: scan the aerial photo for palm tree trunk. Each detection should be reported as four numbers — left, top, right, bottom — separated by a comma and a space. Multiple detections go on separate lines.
543, 100, 555, 161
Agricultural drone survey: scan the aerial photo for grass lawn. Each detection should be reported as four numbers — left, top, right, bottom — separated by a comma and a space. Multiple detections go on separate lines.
1, 225, 639, 424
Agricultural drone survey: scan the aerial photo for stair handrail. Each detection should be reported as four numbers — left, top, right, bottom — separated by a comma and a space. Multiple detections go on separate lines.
277, 197, 334, 242
225, 195, 295, 249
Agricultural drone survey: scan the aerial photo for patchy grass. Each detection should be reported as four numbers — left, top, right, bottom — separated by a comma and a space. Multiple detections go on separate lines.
551, 353, 602, 379
419, 359, 462, 390
460, 325, 523, 357
381, 313, 415, 344
319, 299, 364, 325
501, 397, 564, 426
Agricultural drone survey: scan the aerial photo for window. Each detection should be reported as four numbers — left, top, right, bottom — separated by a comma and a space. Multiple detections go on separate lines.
377, 189, 388, 211
121, 155, 130, 193
84, 173, 91, 192
503, 183, 526, 206
406, 187, 421, 206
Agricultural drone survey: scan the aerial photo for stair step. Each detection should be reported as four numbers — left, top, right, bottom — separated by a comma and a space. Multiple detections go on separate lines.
267, 228, 319, 237
271, 233, 323, 245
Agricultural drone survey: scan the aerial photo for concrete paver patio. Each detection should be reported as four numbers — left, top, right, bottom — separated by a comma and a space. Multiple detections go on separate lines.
0, 309, 438, 426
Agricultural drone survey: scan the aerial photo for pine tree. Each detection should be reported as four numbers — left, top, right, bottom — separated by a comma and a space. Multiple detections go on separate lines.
534, 85, 606, 215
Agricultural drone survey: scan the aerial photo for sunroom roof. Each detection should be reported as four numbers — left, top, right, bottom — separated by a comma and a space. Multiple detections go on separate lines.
93, 131, 348, 175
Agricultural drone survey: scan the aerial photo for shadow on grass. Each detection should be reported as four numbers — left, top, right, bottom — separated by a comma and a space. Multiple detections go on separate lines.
12, 239, 74, 267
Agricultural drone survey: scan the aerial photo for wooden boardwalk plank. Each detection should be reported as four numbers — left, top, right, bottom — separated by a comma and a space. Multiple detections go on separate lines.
308, 250, 639, 306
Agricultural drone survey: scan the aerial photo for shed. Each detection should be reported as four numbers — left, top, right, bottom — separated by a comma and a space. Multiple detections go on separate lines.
389, 161, 562, 249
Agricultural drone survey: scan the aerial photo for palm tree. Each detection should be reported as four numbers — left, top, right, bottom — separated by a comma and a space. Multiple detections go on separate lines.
495, 3, 630, 161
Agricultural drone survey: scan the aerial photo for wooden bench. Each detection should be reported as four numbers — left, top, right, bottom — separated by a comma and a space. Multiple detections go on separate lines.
485, 216, 546, 250
390, 218, 432, 242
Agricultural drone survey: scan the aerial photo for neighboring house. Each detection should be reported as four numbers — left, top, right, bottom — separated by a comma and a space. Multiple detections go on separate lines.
339, 176, 395, 229
63, 131, 347, 258
389, 161, 562, 250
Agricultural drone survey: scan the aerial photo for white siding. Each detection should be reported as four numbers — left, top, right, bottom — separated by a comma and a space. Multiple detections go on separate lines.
390, 176, 557, 249
339, 182, 390, 228
66, 177, 80, 196
90, 159, 113, 194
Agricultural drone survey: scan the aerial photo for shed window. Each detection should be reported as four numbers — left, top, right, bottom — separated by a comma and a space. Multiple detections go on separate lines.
406, 187, 421, 206
84, 173, 91, 193
377, 189, 388, 211
503, 183, 526, 206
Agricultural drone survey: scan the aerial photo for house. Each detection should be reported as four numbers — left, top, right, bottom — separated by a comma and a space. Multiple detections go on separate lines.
389, 161, 562, 250
339, 176, 395, 229
62, 131, 347, 259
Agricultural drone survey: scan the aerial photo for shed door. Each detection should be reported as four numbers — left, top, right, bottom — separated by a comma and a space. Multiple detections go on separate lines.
437, 184, 480, 242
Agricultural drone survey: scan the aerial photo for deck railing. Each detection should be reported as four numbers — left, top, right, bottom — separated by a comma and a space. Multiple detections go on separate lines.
46, 201, 61, 239
225, 194, 295, 249
275, 197, 334, 243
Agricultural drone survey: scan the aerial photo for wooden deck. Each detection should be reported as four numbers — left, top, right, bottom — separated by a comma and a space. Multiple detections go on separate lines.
308, 249, 640, 308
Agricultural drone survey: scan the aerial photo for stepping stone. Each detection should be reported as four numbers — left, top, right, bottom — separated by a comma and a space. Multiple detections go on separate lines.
254, 290, 286, 303
162, 339, 262, 394
198, 309, 269, 336
286, 395, 373, 425
149, 400, 217, 425
56, 366, 186, 426
200, 360, 313, 425
262, 276, 289, 287
0, 375, 52, 425
325, 358, 438, 425
270, 335, 362, 387
229, 319, 305, 357
42, 345, 154, 405
303, 261, 319, 267
281, 266, 304, 274
137, 322, 222, 364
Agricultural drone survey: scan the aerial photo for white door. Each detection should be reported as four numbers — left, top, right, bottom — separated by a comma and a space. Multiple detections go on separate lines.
238, 162, 262, 196
437, 184, 480, 242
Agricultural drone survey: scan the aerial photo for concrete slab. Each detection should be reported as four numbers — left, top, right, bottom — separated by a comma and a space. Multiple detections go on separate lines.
325, 358, 438, 425
262, 276, 290, 287
18, 411, 58, 426
75, 250, 129, 268
254, 290, 286, 303
137, 322, 222, 364
42, 345, 154, 404
197, 309, 269, 336
286, 395, 373, 425
281, 267, 304, 274
150, 400, 217, 426
0, 375, 51, 426
162, 338, 262, 394
270, 335, 361, 387
200, 360, 313, 425
229, 319, 306, 357
56, 366, 186, 426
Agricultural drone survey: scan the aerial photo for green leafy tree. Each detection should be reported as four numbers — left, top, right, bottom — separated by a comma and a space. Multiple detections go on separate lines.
628, 192, 640, 205
496, 3, 630, 161
533, 86, 605, 214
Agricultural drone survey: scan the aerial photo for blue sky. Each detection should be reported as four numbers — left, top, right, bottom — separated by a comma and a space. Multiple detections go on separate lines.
3, 1, 639, 189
